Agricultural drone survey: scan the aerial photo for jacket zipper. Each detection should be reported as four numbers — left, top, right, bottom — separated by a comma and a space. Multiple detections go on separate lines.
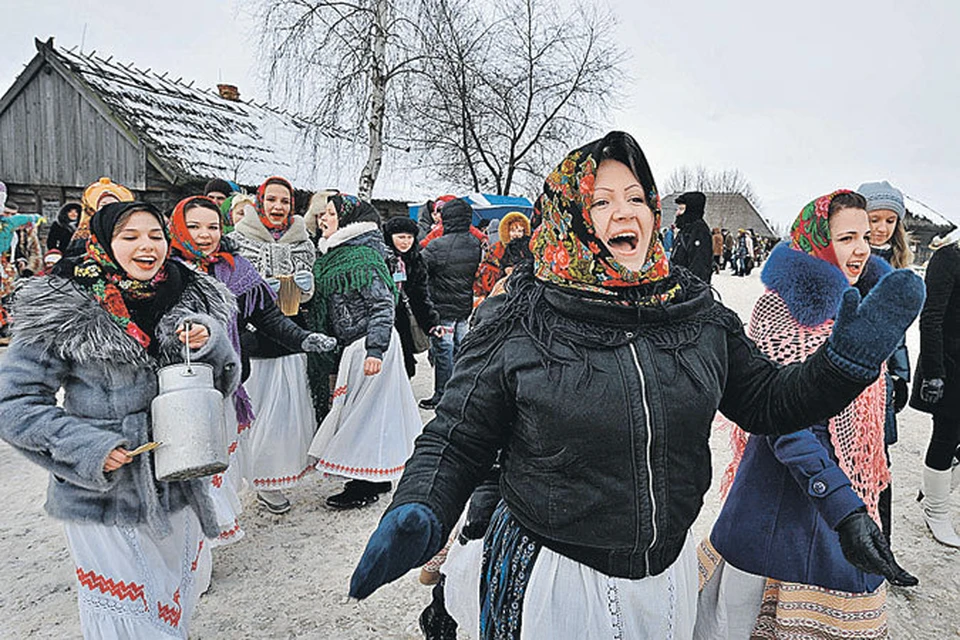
629, 342, 658, 571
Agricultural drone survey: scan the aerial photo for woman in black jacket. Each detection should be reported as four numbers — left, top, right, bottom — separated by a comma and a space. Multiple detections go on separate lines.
346, 132, 924, 638
911, 228, 960, 546
46, 202, 80, 252
383, 215, 442, 378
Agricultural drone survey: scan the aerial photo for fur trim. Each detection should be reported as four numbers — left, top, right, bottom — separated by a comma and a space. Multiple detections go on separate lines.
761, 243, 850, 327
233, 210, 309, 245
12, 272, 236, 366
318, 221, 380, 254
498, 211, 531, 241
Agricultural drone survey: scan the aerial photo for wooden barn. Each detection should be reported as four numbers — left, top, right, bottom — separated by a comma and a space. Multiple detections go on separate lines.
903, 194, 956, 266
0, 38, 435, 219
660, 192, 778, 238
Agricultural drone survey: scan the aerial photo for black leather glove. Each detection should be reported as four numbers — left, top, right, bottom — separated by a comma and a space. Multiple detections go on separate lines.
835, 508, 918, 587
892, 376, 909, 413
920, 378, 945, 405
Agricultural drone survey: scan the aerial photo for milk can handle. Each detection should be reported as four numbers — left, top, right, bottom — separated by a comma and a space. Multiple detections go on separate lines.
183, 320, 193, 373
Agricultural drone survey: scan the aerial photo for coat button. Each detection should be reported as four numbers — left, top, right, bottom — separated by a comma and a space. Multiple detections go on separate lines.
812, 481, 827, 495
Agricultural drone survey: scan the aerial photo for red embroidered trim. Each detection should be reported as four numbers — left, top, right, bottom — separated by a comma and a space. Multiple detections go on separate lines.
190, 539, 205, 572
252, 462, 316, 488
315, 459, 404, 477
331, 385, 348, 400
211, 474, 224, 488
76, 567, 147, 609
237, 421, 251, 435
227, 441, 238, 454
218, 519, 242, 541
157, 588, 181, 628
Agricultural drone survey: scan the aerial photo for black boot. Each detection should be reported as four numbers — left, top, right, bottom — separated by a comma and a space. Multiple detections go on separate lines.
419, 579, 458, 640
326, 480, 380, 510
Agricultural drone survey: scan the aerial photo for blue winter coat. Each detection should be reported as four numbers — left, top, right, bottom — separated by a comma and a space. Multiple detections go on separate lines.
710, 243, 892, 593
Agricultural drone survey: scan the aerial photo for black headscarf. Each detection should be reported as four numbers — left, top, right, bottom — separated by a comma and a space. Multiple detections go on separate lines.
329, 194, 382, 228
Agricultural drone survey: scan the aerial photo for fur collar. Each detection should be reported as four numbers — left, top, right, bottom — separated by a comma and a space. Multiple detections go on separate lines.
761, 242, 890, 327
12, 271, 236, 366
318, 221, 380, 254
233, 212, 309, 245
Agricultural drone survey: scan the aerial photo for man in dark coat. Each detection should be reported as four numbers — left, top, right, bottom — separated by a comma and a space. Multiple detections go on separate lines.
672, 191, 714, 283
420, 198, 482, 409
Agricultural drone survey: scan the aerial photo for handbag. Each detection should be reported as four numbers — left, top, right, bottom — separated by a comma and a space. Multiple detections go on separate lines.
406, 299, 431, 354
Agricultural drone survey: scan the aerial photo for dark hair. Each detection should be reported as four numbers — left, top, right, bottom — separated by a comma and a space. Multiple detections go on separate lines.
828, 192, 867, 216
183, 197, 221, 216
113, 205, 166, 238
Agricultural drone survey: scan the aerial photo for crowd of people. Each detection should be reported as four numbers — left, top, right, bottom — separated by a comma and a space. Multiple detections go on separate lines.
0, 129, 958, 639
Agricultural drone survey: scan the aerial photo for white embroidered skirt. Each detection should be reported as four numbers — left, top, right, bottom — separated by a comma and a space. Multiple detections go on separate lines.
444, 531, 699, 640
243, 353, 317, 491
64, 508, 208, 640
308, 329, 423, 481
206, 399, 244, 546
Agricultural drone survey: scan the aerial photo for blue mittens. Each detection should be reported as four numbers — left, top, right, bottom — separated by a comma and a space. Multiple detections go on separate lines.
827, 270, 925, 380
349, 503, 443, 599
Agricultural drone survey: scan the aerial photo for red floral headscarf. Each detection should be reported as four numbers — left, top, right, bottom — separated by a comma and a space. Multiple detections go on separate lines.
169, 196, 235, 273
257, 176, 295, 239
789, 189, 854, 269
530, 131, 671, 294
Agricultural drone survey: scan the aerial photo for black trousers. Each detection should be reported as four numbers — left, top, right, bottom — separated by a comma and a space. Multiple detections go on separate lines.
925, 410, 960, 470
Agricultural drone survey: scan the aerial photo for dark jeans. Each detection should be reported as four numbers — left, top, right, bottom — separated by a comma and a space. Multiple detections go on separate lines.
428, 318, 469, 402
925, 410, 960, 470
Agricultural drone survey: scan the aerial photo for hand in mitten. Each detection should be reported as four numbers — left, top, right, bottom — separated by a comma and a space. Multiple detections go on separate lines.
892, 376, 909, 413
827, 270, 925, 379
920, 378, 945, 405
264, 277, 281, 293
293, 270, 314, 293
349, 503, 443, 599
835, 508, 918, 587
301, 333, 337, 353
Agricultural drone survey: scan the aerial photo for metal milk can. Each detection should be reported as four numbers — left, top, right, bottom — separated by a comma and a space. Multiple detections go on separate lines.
151, 323, 228, 482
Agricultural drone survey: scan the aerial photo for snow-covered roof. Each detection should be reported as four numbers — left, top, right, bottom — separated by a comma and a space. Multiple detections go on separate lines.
43, 40, 442, 201
903, 193, 957, 230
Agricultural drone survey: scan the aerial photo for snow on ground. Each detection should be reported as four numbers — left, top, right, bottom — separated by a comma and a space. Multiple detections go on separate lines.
1, 268, 958, 638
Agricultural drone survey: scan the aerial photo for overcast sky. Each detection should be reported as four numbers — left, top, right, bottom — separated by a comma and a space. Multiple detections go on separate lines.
1, 0, 958, 227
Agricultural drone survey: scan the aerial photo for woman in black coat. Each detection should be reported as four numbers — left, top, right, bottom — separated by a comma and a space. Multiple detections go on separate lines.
346, 131, 923, 638
383, 216, 442, 378
911, 229, 960, 546
46, 202, 80, 252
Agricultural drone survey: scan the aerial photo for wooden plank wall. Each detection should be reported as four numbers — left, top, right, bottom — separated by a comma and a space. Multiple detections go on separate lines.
0, 62, 143, 189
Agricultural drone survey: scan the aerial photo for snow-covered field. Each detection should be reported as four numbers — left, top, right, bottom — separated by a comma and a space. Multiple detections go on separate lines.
1, 269, 958, 638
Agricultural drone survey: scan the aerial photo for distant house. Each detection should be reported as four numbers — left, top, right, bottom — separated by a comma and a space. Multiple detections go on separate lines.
903, 195, 956, 266
0, 38, 443, 219
660, 192, 777, 238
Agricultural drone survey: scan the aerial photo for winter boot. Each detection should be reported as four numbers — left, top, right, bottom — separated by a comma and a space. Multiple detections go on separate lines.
920, 466, 960, 547
419, 580, 458, 640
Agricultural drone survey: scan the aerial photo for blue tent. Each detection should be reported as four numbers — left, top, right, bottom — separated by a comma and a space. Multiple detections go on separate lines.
408, 193, 534, 230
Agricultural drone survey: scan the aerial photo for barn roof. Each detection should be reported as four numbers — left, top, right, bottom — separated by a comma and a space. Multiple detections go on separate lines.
903, 193, 956, 231
660, 192, 778, 238
1, 38, 440, 201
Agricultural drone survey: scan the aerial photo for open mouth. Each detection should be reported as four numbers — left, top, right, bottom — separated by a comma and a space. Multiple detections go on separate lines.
846, 260, 864, 276
608, 231, 639, 252
132, 256, 158, 269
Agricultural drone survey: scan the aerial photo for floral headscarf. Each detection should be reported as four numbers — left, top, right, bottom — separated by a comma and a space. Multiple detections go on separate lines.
789, 189, 854, 269
530, 131, 671, 294
169, 196, 235, 273
329, 194, 382, 227
257, 176, 295, 240
72, 201, 169, 349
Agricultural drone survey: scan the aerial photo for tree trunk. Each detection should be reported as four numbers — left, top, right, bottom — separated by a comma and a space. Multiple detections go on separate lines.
358, 0, 389, 200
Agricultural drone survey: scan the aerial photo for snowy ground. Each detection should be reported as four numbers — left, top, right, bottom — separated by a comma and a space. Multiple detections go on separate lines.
1, 268, 959, 639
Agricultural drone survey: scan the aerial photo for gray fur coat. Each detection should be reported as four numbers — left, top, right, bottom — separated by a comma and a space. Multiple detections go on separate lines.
0, 271, 240, 538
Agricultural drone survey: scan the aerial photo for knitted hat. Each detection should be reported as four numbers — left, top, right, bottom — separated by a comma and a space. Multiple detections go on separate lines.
857, 180, 905, 218
204, 178, 234, 198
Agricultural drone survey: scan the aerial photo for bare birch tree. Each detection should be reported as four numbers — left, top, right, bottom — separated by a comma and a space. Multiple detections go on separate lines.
254, 0, 423, 199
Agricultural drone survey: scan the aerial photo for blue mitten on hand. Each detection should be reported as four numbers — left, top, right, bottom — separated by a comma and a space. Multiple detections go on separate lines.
828, 270, 925, 379
349, 503, 443, 599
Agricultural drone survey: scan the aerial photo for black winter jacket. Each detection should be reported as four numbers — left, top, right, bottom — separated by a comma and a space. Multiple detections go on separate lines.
316, 222, 396, 359
911, 241, 960, 414
423, 199, 482, 320
389, 268, 877, 579
673, 220, 714, 283
46, 204, 79, 253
